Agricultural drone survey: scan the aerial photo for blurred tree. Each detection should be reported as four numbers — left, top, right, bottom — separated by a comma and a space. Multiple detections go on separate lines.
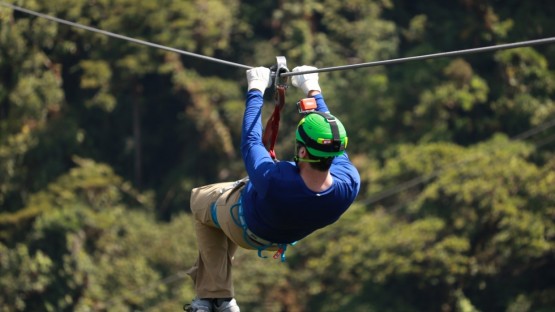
1, 157, 199, 311
0, 1, 67, 216
0, 0, 554, 311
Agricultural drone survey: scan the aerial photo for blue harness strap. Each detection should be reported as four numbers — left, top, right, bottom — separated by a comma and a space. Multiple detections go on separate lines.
211, 178, 249, 229
210, 202, 220, 228
230, 195, 295, 262
210, 178, 297, 262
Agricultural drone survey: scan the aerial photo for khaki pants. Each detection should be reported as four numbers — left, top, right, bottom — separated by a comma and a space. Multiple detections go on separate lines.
186, 180, 276, 298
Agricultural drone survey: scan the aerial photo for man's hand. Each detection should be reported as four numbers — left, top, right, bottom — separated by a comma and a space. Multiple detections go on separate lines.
291, 65, 321, 95
246, 67, 271, 92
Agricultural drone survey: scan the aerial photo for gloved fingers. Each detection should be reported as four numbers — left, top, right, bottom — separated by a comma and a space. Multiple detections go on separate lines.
246, 66, 271, 82
291, 66, 318, 86
291, 65, 321, 94
292, 65, 317, 73
246, 67, 271, 92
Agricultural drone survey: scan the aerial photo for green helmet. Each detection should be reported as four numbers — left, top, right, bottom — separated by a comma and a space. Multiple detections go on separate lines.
296, 112, 348, 158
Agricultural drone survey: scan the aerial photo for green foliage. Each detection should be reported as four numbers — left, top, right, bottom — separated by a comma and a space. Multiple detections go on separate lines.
413, 58, 490, 142
282, 136, 553, 311
0, 244, 53, 311
0, 157, 198, 311
492, 47, 555, 131
288, 205, 469, 311
1, 0, 554, 311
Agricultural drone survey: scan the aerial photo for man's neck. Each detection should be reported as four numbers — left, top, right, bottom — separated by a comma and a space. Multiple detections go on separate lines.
299, 163, 333, 193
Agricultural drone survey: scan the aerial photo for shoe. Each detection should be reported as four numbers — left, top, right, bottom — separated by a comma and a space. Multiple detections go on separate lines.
214, 298, 240, 312
184, 298, 213, 312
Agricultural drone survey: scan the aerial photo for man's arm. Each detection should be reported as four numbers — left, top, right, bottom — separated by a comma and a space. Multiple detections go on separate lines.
242, 68, 276, 197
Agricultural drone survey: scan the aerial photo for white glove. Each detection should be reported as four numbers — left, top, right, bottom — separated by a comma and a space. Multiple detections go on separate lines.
291, 65, 321, 95
246, 67, 271, 92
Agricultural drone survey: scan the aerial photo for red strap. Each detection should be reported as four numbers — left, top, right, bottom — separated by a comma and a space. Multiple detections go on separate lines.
262, 86, 286, 160
273, 247, 284, 259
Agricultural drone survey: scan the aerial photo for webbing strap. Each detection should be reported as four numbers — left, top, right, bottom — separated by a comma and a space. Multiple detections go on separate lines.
262, 56, 288, 160
229, 195, 295, 262
230, 197, 273, 258
210, 202, 220, 228
262, 86, 286, 160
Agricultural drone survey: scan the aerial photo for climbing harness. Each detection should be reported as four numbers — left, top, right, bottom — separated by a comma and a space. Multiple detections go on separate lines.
209, 177, 296, 262
262, 56, 289, 160
230, 193, 296, 262
210, 178, 249, 229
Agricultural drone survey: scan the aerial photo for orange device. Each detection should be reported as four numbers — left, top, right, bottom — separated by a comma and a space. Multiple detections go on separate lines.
296, 98, 317, 114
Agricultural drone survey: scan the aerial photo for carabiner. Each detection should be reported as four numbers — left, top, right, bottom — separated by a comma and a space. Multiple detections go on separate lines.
270, 56, 289, 88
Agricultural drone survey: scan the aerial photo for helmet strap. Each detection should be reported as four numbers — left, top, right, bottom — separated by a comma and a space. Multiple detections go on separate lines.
311, 111, 341, 152
294, 156, 321, 163
294, 142, 321, 163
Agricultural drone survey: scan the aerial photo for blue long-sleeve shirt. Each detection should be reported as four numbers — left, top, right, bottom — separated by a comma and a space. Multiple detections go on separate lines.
241, 90, 360, 244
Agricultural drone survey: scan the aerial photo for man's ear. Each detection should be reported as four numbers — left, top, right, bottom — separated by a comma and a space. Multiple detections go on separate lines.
298, 145, 307, 157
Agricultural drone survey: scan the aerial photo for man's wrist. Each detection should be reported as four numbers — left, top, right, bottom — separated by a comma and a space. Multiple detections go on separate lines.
308, 90, 321, 97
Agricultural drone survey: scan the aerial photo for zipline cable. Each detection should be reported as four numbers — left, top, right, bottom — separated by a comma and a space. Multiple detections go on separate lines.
281, 37, 555, 77
4, 2, 555, 77
0, 1, 253, 70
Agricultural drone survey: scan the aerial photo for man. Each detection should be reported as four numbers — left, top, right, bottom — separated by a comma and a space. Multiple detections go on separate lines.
185, 66, 360, 312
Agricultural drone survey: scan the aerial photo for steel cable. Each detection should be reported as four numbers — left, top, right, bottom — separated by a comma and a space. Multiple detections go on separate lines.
281, 37, 555, 77
4, 2, 555, 76
0, 1, 253, 70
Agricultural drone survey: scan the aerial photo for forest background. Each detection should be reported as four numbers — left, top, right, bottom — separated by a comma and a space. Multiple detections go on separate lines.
1, 0, 554, 311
